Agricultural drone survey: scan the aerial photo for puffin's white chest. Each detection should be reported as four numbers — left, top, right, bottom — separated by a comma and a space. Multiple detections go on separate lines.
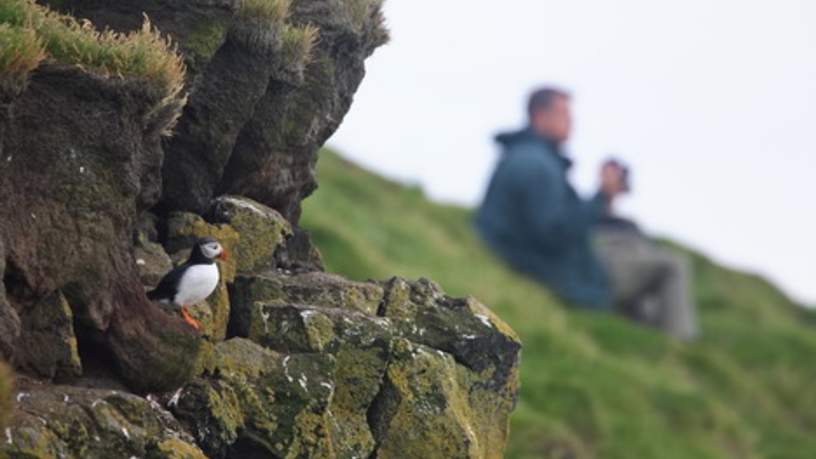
174, 263, 219, 306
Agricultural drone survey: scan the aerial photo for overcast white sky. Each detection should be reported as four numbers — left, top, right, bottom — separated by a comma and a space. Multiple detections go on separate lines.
328, 0, 816, 305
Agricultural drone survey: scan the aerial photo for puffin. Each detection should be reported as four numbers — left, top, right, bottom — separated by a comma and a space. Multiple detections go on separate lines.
147, 237, 228, 330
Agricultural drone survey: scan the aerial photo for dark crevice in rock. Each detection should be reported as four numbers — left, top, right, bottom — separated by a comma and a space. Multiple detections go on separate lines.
73, 321, 124, 390
227, 435, 284, 459
365, 368, 398, 457
3, 258, 34, 304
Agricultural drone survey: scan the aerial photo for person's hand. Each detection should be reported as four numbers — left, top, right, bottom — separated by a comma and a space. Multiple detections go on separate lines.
600, 161, 626, 199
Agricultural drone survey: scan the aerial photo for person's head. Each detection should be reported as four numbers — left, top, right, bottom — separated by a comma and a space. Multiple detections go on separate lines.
527, 87, 572, 145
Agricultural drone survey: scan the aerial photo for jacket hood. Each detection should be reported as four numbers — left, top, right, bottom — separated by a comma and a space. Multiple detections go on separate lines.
494, 127, 538, 148
494, 127, 573, 169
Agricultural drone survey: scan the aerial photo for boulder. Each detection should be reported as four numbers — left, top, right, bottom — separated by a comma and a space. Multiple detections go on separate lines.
230, 271, 384, 323
228, 273, 522, 458
16, 291, 82, 380
168, 338, 336, 459
0, 378, 206, 459
207, 195, 293, 275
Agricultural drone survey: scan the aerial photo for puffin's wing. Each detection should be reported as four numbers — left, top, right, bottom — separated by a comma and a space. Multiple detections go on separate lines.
147, 264, 188, 303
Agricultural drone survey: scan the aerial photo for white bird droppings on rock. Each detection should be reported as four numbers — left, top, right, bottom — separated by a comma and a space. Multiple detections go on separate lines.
283, 356, 294, 383
16, 392, 30, 403
475, 314, 493, 328
136, 258, 146, 266
168, 388, 183, 407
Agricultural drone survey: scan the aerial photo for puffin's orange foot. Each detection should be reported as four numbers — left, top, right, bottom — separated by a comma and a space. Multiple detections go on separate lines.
181, 306, 201, 331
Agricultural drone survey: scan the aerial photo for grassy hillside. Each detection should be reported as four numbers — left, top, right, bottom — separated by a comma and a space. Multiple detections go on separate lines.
301, 150, 816, 459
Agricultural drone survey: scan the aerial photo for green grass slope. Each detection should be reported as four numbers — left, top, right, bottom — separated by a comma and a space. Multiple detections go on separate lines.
302, 150, 816, 459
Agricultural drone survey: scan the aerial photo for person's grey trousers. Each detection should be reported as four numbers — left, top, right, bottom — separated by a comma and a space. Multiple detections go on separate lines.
593, 228, 699, 341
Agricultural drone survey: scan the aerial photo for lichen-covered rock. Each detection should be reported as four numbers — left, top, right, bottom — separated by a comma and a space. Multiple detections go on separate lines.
16, 291, 82, 380
168, 338, 336, 459
231, 302, 392, 458
228, 275, 521, 458
230, 271, 384, 326
0, 378, 206, 459
369, 338, 481, 459
380, 278, 521, 394
208, 195, 293, 274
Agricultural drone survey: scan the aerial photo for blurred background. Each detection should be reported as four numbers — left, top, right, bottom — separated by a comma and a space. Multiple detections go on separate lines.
329, 0, 816, 306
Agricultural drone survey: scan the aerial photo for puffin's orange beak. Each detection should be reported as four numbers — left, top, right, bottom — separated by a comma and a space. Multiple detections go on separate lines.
219, 248, 229, 261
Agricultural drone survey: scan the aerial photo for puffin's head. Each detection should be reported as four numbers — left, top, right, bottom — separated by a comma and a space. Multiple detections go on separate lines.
197, 237, 229, 261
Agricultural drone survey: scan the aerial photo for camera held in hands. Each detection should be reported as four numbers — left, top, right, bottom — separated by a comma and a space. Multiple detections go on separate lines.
605, 157, 631, 193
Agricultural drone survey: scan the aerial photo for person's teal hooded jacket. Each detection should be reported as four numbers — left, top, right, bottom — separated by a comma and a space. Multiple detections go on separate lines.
475, 128, 612, 310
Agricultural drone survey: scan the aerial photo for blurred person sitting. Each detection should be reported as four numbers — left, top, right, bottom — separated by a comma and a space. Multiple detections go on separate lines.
593, 179, 698, 340
474, 87, 697, 340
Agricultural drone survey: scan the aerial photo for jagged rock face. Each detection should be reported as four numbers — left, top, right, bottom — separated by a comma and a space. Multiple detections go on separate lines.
52, 0, 388, 222
218, 0, 387, 223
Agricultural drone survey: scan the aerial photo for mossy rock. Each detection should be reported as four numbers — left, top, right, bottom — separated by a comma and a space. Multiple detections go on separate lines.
230, 271, 384, 330
148, 438, 209, 459
226, 274, 520, 457
380, 278, 521, 393
208, 195, 293, 275
169, 338, 336, 458
0, 381, 204, 458
16, 291, 82, 380
369, 338, 482, 459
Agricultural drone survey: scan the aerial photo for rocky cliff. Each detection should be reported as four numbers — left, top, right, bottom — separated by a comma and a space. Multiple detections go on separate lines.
0, 1, 521, 458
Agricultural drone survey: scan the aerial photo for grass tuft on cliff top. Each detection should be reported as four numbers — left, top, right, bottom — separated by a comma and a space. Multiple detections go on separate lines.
0, 0, 184, 96
302, 149, 816, 459
281, 23, 319, 65
238, 0, 291, 24
346, 0, 389, 45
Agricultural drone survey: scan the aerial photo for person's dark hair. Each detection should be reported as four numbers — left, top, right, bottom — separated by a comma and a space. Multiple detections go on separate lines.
527, 87, 570, 120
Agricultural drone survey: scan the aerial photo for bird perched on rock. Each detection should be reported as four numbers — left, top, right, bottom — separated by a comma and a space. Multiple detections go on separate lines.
147, 237, 228, 330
